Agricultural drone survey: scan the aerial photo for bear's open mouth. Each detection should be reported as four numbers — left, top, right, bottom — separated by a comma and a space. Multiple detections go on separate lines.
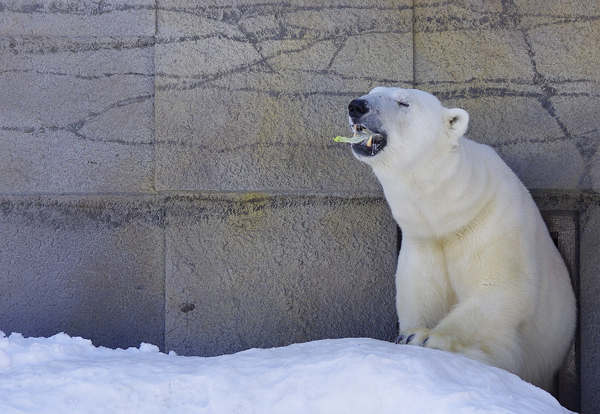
350, 124, 387, 157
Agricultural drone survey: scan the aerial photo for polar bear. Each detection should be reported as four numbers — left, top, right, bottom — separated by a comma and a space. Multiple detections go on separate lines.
343, 87, 576, 391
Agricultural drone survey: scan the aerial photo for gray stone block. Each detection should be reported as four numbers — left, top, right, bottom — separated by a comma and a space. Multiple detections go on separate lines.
165, 194, 398, 356
0, 0, 156, 36
0, 36, 155, 193
413, 0, 600, 191
0, 195, 165, 350
524, 13, 600, 191
155, 1, 413, 192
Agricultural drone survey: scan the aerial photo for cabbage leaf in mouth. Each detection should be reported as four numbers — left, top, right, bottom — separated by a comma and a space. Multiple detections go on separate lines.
333, 125, 378, 147
333, 135, 370, 144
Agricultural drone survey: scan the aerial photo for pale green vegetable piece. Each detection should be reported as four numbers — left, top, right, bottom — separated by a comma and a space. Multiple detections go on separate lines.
333, 135, 368, 143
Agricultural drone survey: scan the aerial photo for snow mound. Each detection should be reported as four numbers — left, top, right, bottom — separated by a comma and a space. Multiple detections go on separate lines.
0, 332, 572, 414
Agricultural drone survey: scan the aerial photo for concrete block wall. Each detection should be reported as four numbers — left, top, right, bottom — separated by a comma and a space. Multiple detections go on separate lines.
0, 1, 410, 353
1, 0, 599, 411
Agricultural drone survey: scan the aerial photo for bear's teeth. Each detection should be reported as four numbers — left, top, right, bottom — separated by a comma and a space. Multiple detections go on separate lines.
366, 135, 373, 147
353, 124, 367, 134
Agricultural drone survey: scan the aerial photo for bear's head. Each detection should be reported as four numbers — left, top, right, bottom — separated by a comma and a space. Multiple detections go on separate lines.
346, 87, 469, 169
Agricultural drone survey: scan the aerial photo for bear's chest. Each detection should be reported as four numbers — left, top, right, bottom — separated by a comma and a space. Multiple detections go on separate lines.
387, 193, 474, 240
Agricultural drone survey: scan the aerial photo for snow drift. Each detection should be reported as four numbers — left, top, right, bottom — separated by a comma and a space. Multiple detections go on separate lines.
0, 332, 572, 413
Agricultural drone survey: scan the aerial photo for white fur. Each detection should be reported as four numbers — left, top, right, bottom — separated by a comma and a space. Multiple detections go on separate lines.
350, 87, 576, 390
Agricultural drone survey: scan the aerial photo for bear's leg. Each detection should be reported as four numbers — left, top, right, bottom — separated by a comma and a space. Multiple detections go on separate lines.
394, 238, 456, 332
397, 294, 525, 376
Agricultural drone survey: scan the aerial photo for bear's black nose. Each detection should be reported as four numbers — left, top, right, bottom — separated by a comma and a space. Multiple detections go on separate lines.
348, 99, 369, 119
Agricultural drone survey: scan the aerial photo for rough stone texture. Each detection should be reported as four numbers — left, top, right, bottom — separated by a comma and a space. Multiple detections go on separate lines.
414, 0, 600, 191
154, 0, 413, 192
0, 0, 156, 36
0, 36, 155, 193
1, 1, 600, 411
0, 196, 165, 350
165, 194, 398, 356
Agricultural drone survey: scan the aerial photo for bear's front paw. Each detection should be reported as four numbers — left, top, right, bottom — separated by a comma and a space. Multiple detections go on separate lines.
395, 328, 432, 347
395, 329, 493, 365
395, 329, 458, 351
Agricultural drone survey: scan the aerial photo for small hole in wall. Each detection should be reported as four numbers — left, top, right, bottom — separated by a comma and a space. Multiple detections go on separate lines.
179, 303, 195, 313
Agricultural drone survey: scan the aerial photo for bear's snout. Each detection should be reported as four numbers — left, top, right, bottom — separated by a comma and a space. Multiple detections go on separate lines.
348, 99, 369, 119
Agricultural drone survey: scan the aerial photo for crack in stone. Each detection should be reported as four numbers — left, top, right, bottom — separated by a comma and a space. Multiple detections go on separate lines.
233, 13, 277, 74
418, 85, 600, 102
156, 34, 248, 45
0, 1, 154, 16
156, 3, 410, 45
156, 67, 409, 94
421, 76, 599, 88
1, 36, 155, 55
155, 27, 410, 92
0, 69, 153, 80
325, 37, 349, 72
155, 54, 273, 92
525, 13, 600, 30
1, 95, 155, 146
2, 124, 154, 146
156, 25, 410, 46
158, 4, 410, 22
154, 3, 412, 96
159, 82, 408, 99
500, 0, 573, 141
157, 140, 307, 155
415, 1, 600, 33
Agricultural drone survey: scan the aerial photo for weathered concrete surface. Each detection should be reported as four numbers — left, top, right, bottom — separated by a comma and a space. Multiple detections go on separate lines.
414, 0, 600, 191
0, 36, 155, 193
0, 0, 156, 36
165, 194, 397, 356
0, 196, 165, 350
155, 0, 413, 192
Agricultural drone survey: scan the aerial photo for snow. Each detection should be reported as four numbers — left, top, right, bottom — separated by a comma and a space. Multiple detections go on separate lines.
0, 332, 572, 414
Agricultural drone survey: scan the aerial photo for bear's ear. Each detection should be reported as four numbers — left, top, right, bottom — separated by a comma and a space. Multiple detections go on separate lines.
444, 108, 469, 144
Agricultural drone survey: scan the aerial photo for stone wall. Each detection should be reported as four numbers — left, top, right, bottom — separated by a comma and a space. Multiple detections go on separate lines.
1, 0, 599, 411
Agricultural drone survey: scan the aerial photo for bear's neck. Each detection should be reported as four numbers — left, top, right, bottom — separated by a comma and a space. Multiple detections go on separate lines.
373, 140, 466, 199
372, 138, 495, 237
